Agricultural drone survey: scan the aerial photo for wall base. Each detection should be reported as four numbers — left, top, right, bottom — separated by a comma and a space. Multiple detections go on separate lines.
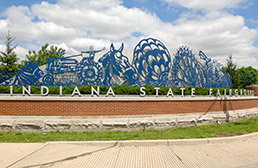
1, 107, 258, 132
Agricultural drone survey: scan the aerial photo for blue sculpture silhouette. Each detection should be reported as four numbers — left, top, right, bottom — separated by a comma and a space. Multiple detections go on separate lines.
199, 51, 231, 88
0, 37, 232, 88
12, 61, 44, 86
0, 69, 15, 86
42, 48, 104, 86
221, 72, 232, 88
132, 38, 171, 86
172, 46, 204, 87
99, 43, 138, 86
77, 57, 103, 85
81, 46, 105, 61
199, 50, 218, 88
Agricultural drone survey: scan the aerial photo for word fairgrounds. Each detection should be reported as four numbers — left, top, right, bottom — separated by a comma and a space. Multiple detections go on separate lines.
7, 86, 254, 97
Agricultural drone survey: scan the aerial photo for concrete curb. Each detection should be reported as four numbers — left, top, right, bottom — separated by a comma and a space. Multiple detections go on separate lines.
47, 132, 258, 146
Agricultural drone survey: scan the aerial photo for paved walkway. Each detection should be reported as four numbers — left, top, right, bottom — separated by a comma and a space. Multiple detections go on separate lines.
1, 133, 258, 168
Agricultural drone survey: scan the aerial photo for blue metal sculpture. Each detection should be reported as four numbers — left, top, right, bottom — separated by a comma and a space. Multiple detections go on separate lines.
199, 51, 231, 88
99, 43, 138, 86
0, 69, 15, 86
12, 61, 44, 86
132, 38, 171, 86
0, 37, 232, 88
81, 46, 105, 61
40, 47, 104, 86
172, 46, 204, 87
198, 51, 221, 88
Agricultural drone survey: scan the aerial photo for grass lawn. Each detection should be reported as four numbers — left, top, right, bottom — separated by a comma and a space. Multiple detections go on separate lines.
0, 117, 258, 142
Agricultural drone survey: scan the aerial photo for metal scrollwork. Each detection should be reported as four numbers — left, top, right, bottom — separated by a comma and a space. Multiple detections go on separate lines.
77, 58, 103, 85
132, 38, 171, 86
172, 47, 204, 87
99, 43, 138, 86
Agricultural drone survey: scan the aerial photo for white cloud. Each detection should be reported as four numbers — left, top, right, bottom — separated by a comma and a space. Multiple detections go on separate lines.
0, 20, 8, 41
68, 38, 110, 51
161, 12, 258, 67
31, 0, 163, 41
0, 0, 257, 68
0, 44, 28, 62
16, 46, 28, 61
0, 45, 5, 53
1, 5, 80, 44
164, 0, 245, 11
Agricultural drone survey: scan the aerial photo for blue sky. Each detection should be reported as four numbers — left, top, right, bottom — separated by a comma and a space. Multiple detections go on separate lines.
125, 0, 258, 28
0, 0, 56, 12
1, 0, 257, 26
0, 0, 258, 67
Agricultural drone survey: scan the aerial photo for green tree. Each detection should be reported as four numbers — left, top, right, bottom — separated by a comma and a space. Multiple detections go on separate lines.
237, 66, 258, 88
23, 43, 65, 66
223, 54, 239, 88
0, 30, 19, 78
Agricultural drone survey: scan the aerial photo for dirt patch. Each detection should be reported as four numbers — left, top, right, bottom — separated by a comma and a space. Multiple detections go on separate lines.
213, 132, 236, 137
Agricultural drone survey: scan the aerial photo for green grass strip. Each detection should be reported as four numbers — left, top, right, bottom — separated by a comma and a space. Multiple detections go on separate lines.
0, 117, 258, 143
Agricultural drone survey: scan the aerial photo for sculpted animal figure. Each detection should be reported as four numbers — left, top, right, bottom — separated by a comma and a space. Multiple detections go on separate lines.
98, 43, 138, 86
12, 61, 44, 86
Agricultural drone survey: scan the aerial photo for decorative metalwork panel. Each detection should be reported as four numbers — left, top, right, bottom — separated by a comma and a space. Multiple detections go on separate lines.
198, 51, 232, 88
99, 43, 138, 86
12, 61, 44, 86
172, 47, 204, 87
132, 38, 171, 86
0, 38, 232, 88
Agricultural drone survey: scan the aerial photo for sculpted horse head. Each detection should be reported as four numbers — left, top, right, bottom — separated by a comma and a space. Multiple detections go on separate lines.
98, 43, 138, 86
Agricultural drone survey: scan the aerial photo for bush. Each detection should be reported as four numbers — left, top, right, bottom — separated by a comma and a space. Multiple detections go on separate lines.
0, 85, 10, 93
0, 85, 245, 96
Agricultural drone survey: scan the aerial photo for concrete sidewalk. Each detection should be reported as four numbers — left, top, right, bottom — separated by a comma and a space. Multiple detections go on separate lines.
1, 133, 258, 168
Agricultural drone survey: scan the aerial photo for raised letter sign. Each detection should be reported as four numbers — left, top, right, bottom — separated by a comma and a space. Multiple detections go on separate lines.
71, 86, 81, 97
235, 89, 238, 97
229, 89, 232, 96
10, 85, 13, 96
41, 86, 49, 96
216, 89, 221, 97
191, 88, 195, 97
140, 87, 146, 97
180, 88, 185, 97
167, 88, 174, 97
22, 86, 31, 96
59, 86, 62, 96
209, 88, 213, 97
155, 87, 160, 97
91, 86, 100, 97
106, 87, 115, 97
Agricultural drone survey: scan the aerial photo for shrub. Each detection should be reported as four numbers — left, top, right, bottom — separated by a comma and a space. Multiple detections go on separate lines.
0, 85, 244, 96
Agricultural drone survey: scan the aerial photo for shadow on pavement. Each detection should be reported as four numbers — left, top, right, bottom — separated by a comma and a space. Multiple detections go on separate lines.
14, 142, 119, 168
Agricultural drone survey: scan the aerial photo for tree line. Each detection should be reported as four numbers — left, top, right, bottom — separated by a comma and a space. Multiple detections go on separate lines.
0, 31, 65, 81
223, 54, 258, 88
1, 31, 257, 89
